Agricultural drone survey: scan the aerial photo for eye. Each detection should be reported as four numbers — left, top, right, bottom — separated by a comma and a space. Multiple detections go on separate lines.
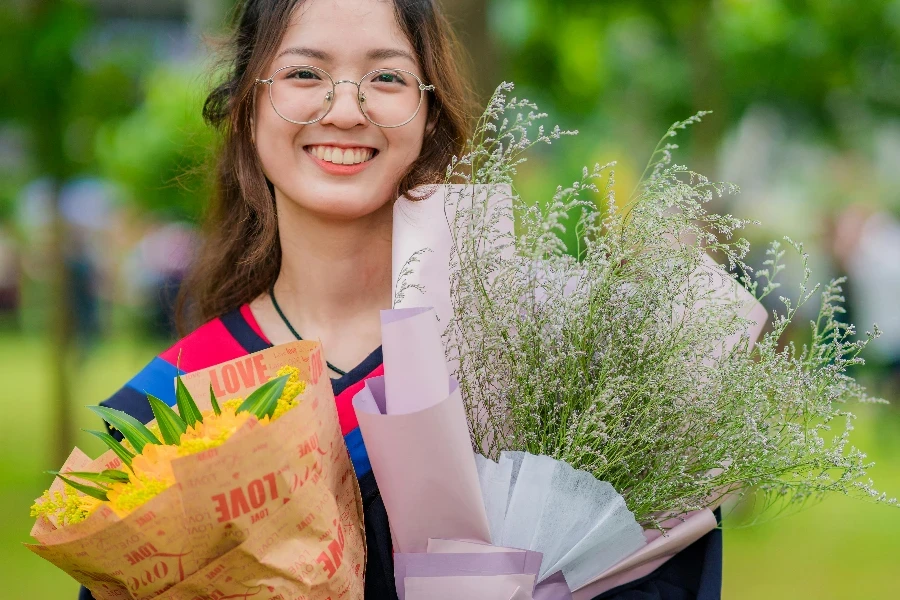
285, 68, 321, 80
372, 71, 407, 85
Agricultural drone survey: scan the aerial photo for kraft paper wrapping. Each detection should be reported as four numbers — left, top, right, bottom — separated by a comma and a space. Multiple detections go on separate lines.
28, 341, 365, 600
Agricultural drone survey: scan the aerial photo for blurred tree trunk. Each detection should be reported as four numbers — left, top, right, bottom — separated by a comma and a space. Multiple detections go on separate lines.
48, 181, 74, 467
24, 0, 84, 466
671, 0, 726, 183
443, 0, 501, 107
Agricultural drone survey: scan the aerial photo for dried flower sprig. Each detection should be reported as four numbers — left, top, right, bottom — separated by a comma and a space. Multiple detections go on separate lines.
443, 81, 897, 530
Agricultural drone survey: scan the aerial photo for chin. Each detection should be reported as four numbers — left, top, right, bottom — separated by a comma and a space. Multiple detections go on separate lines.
298, 191, 392, 221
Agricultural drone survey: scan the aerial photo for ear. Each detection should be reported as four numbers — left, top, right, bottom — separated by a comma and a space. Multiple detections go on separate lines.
425, 115, 438, 136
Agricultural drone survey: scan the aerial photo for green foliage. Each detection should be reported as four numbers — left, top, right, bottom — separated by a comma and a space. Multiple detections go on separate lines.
209, 384, 222, 417
49, 469, 129, 485
47, 472, 109, 502
94, 65, 215, 220
85, 429, 135, 468
146, 394, 187, 445
236, 375, 290, 420
87, 406, 160, 454
494, 0, 900, 129
174, 372, 204, 427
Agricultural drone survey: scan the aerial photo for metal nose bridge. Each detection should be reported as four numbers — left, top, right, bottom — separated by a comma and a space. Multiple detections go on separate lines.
324, 79, 366, 108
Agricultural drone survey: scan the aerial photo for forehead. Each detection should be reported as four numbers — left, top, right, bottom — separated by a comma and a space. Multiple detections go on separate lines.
274, 0, 418, 69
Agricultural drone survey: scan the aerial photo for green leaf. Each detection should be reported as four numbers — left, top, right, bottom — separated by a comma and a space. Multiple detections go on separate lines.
235, 375, 289, 420
146, 394, 187, 445
99, 469, 131, 482
174, 364, 203, 427
84, 429, 134, 469
48, 472, 110, 502
49, 469, 129, 485
87, 406, 161, 454
209, 384, 222, 416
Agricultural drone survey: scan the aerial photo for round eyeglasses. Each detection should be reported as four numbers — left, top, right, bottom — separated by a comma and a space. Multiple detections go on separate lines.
254, 65, 435, 128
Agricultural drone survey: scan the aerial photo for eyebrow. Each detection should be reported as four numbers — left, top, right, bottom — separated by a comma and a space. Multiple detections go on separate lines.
275, 46, 416, 63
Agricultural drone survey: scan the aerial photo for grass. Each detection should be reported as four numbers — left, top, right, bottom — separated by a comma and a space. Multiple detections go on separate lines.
723, 399, 900, 598
0, 333, 160, 599
1, 332, 898, 598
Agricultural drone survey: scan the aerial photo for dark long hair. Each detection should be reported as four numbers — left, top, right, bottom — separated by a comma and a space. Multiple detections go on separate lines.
176, 0, 477, 333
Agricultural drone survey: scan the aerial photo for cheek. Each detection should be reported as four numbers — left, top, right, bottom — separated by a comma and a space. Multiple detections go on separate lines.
254, 114, 300, 179
385, 120, 427, 168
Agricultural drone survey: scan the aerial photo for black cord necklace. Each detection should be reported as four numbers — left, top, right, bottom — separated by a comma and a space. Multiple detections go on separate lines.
269, 283, 347, 377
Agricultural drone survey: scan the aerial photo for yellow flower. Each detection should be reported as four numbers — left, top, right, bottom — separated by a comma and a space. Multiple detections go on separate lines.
177, 410, 254, 456
106, 475, 172, 517
106, 444, 179, 517
273, 365, 307, 420
35, 365, 311, 527
30, 485, 102, 526
221, 397, 244, 413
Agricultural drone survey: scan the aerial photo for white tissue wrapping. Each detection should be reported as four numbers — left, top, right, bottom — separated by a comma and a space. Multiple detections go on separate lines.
476, 452, 646, 591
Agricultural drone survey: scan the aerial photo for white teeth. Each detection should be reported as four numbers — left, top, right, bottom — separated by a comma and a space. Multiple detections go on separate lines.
307, 145, 374, 165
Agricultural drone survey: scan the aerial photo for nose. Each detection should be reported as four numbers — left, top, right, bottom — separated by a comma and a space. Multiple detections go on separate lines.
318, 80, 368, 128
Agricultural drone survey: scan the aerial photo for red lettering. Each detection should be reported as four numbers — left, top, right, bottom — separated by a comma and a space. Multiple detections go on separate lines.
327, 538, 343, 571
213, 473, 278, 523
123, 543, 158, 566
197, 449, 218, 461
235, 357, 256, 388
250, 508, 268, 524
229, 486, 251, 518
205, 564, 225, 581
316, 551, 336, 579
253, 354, 267, 384
310, 351, 323, 384
263, 472, 278, 500
296, 513, 315, 532
209, 369, 226, 397
212, 493, 230, 523
222, 364, 240, 394
316, 522, 345, 580
135, 511, 156, 527
298, 434, 320, 458
247, 480, 265, 508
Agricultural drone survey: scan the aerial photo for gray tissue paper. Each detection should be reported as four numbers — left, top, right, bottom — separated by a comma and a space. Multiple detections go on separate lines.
476, 452, 647, 591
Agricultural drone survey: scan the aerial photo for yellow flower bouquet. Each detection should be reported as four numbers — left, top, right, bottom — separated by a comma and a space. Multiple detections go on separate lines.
27, 341, 365, 600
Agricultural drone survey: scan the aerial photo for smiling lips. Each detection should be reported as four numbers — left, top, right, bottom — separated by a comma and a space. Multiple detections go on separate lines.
305, 145, 377, 165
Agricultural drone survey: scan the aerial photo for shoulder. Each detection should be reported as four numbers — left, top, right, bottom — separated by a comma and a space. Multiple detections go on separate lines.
101, 305, 271, 426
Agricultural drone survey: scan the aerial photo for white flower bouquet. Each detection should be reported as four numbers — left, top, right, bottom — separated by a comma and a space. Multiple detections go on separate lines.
368, 82, 898, 598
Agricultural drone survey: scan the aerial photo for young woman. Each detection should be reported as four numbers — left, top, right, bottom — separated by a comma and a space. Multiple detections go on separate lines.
79, 1, 722, 598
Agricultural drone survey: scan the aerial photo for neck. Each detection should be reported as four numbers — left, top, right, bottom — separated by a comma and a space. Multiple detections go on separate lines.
273, 198, 393, 335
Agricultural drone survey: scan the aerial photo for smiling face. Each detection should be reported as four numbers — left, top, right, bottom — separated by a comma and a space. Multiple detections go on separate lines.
253, 0, 431, 221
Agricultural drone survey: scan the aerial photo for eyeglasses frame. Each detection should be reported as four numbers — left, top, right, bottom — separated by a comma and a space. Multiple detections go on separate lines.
254, 64, 435, 128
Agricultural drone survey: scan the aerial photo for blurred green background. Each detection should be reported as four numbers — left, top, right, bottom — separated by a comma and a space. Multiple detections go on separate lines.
1, 0, 899, 598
